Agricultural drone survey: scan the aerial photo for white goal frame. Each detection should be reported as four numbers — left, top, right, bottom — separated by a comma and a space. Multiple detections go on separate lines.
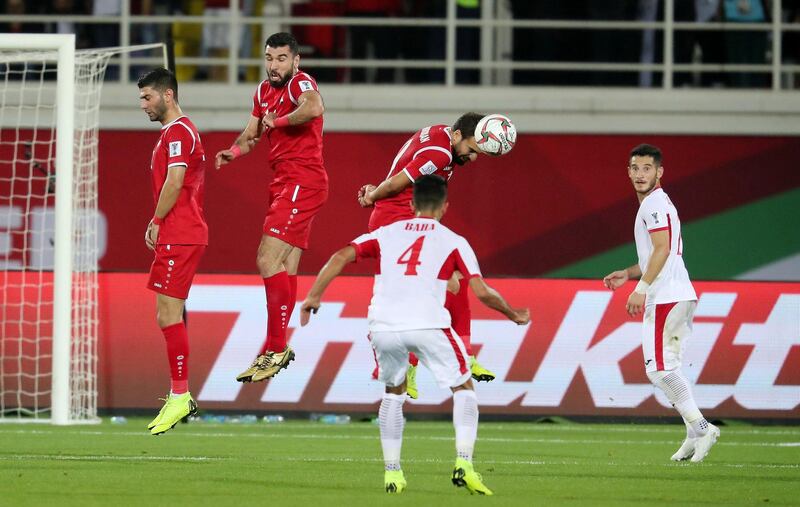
0, 35, 167, 424
0, 34, 75, 425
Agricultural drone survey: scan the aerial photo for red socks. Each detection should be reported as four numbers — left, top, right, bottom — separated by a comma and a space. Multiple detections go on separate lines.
161, 322, 189, 394
445, 277, 473, 355
288, 274, 298, 323
259, 271, 292, 354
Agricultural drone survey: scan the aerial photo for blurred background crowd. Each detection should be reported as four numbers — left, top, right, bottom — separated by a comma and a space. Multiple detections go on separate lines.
1, 0, 799, 88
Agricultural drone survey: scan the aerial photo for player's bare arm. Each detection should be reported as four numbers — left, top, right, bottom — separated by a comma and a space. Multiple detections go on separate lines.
146, 164, 186, 250
603, 264, 642, 290
262, 89, 324, 129
468, 276, 530, 325
215, 116, 262, 169
626, 229, 670, 316
300, 245, 357, 326
360, 171, 413, 207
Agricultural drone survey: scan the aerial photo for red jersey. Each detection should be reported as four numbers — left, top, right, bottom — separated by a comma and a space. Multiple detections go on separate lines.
368, 124, 455, 231
251, 70, 327, 190
150, 115, 208, 245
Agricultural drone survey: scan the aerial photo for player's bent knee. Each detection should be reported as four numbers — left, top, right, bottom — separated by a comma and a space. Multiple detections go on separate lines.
156, 295, 185, 328
156, 309, 182, 329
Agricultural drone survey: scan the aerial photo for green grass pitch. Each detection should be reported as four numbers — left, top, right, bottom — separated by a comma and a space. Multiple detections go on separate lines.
1, 419, 798, 506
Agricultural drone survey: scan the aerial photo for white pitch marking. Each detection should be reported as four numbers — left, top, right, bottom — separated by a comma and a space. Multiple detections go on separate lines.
0, 428, 797, 449
0, 454, 221, 462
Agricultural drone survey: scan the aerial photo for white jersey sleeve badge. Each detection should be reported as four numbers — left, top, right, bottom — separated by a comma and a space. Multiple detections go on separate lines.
419, 160, 438, 175
169, 141, 181, 157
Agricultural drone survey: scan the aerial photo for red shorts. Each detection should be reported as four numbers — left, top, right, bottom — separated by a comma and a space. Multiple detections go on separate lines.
263, 181, 328, 249
147, 244, 206, 299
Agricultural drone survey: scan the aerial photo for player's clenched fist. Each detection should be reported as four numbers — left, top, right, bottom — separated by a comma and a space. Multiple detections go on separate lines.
358, 184, 376, 207
510, 308, 530, 325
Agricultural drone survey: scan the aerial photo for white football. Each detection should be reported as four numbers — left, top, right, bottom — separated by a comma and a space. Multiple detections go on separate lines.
474, 114, 516, 156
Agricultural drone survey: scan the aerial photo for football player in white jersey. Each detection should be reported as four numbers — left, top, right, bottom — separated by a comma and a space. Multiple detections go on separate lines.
603, 144, 719, 463
300, 175, 529, 495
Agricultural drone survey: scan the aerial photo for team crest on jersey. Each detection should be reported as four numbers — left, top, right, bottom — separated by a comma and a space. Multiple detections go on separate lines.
651, 212, 660, 224
169, 141, 181, 157
298, 80, 314, 92
420, 161, 437, 175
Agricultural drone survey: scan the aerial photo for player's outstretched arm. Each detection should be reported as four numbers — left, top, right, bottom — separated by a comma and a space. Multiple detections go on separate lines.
215, 116, 262, 169
360, 172, 412, 207
300, 246, 357, 326
468, 276, 530, 325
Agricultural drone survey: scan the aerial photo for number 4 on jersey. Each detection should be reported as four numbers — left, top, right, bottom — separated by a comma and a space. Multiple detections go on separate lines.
397, 236, 425, 275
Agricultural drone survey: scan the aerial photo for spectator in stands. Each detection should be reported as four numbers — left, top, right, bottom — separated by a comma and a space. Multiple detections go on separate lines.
44, 0, 91, 49
455, 0, 481, 85
404, 0, 443, 83
403, 0, 482, 85
90, 0, 122, 79
199, 0, 256, 81
785, 0, 800, 88
587, 0, 639, 86
344, 0, 403, 83
722, 0, 769, 88
0, 0, 45, 34
509, 1, 560, 85
667, 0, 726, 88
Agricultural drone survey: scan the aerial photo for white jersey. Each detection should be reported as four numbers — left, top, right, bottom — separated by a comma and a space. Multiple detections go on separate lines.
351, 217, 481, 332
634, 188, 697, 304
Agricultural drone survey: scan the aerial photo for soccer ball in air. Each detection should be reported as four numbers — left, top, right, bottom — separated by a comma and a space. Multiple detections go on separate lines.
474, 114, 516, 156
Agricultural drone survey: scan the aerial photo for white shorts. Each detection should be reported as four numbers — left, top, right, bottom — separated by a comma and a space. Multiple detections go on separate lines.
369, 329, 471, 389
642, 300, 696, 373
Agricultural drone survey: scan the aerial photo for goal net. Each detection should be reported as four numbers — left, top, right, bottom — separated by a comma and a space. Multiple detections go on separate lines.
0, 35, 164, 424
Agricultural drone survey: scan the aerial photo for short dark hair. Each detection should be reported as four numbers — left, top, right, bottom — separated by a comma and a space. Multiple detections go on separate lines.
412, 175, 448, 211
452, 112, 484, 140
137, 67, 178, 102
265, 32, 299, 54
630, 144, 662, 166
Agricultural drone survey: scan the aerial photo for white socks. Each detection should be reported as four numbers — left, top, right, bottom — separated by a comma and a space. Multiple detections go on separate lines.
683, 418, 697, 439
379, 393, 406, 471
453, 389, 479, 462
647, 368, 708, 437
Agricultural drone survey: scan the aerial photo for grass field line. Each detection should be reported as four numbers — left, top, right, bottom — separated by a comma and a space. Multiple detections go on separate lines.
404, 423, 800, 436
1, 428, 798, 448
275, 456, 800, 470
2, 422, 796, 435
0, 454, 220, 462
0, 453, 796, 469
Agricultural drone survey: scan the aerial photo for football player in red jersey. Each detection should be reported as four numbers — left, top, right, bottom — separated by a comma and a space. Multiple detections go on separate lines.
357, 113, 497, 399
215, 32, 327, 383
139, 68, 206, 434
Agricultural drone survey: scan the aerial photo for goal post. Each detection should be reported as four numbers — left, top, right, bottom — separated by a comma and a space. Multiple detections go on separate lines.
0, 33, 76, 425
0, 35, 166, 424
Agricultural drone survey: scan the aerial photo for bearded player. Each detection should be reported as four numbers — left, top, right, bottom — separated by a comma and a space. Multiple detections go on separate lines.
216, 32, 327, 383
357, 112, 498, 399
